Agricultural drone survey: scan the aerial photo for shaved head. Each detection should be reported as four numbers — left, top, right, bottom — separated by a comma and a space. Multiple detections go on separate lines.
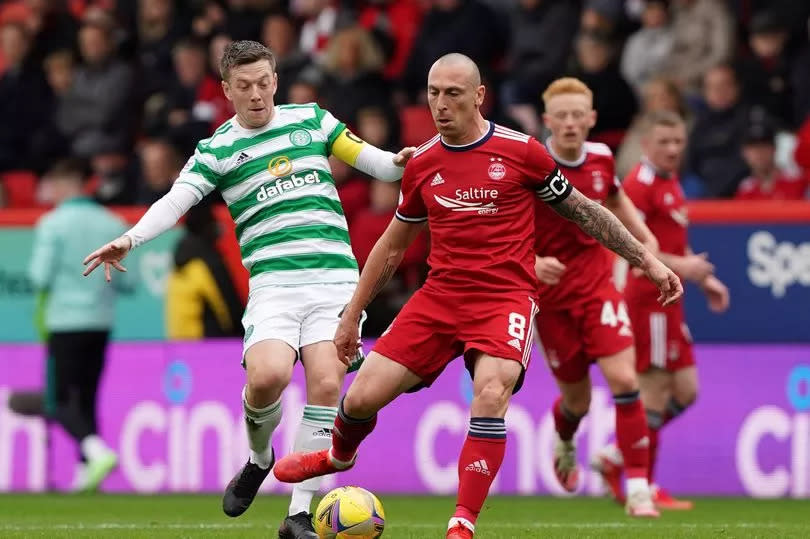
429, 53, 481, 88
426, 53, 487, 145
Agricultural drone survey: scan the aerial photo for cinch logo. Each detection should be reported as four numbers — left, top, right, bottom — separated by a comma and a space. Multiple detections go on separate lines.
736, 365, 810, 497
434, 188, 499, 215
747, 231, 810, 297
256, 171, 322, 201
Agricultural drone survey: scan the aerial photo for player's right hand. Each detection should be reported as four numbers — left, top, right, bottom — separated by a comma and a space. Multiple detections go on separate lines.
334, 311, 361, 367
642, 256, 683, 306
82, 235, 132, 282
535, 256, 566, 285
680, 252, 715, 283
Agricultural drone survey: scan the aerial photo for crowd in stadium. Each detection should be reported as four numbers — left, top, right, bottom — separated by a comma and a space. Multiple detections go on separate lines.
1, 2, 809, 305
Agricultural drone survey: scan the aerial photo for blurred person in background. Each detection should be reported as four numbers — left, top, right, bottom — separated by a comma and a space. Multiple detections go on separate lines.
286, 73, 322, 104
620, 0, 673, 96
685, 64, 749, 198
353, 0, 424, 81
665, 0, 734, 96
735, 120, 808, 200
0, 21, 50, 172
261, 14, 312, 105
401, 0, 507, 101
136, 0, 184, 98
320, 25, 396, 132
29, 159, 133, 492
616, 77, 689, 178
736, 10, 794, 128
295, 0, 340, 61
166, 198, 244, 339
500, 0, 579, 138
21, 0, 78, 68
580, 0, 623, 37
157, 38, 222, 146
57, 20, 135, 160
30, 48, 74, 167
135, 138, 184, 204
596, 110, 729, 510
571, 30, 637, 149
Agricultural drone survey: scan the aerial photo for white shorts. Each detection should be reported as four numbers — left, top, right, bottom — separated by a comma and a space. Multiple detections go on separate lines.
242, 283, 355, 358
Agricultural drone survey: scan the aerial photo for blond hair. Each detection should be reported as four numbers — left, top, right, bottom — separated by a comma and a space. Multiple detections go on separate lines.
641, 110, 685, 135
542, 77, 593, 107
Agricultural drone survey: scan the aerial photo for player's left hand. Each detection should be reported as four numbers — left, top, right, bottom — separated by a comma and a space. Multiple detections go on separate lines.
334, 311, 362, 366
392, 146, 416, 167
641, 255, 683, 306
701, 275, 730, 313
82, 235, 132, 282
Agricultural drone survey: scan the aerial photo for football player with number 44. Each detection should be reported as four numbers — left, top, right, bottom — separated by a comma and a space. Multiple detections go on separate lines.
533, 78, 662, 517
272, 55, 681, 539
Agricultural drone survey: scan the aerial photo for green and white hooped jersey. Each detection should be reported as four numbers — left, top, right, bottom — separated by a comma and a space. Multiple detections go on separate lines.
176, 103, 358, 289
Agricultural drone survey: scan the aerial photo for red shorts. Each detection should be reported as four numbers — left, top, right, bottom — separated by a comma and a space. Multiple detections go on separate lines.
373, 287, 539, 389
536, 284, 634, 384
628, 301, 695, 373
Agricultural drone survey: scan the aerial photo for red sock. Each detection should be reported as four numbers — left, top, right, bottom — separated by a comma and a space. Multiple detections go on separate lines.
648, 427, 659, 484
331, 400, 377, 463
614, 391, 649, 479
454, 418, 506, 525
553, 396, 583, 441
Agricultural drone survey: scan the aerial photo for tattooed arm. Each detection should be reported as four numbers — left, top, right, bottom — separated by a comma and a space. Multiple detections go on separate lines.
334, 217, 426, 364
549, 187, 683, 305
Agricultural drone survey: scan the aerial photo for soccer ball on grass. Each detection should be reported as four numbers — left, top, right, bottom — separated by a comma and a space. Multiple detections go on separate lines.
313, 486, 385, 538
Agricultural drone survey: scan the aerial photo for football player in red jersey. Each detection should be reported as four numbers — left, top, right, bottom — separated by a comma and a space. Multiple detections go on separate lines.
533, 78, 661, 517
594, 110, 729, 510
272, 54, 682, 538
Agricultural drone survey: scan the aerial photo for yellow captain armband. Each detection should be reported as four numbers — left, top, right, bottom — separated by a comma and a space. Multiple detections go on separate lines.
330, 128, 367, 166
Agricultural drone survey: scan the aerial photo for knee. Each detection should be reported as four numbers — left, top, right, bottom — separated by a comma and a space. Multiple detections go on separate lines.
676, 389, 697, 408
247, 361, 292, 396
609, 370, 639, 397
343, 386, 380, 419
308, 373, 342, 406
472, 379, 513, 417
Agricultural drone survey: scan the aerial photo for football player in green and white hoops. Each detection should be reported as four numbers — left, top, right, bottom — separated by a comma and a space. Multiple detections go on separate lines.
83, 41, 414, 539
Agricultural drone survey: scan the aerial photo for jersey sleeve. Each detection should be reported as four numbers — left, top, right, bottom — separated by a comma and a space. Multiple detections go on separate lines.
395, 161, 427, 223
525, 137, 573, 204
314, 104, 347, 154
175, 144, 220, 201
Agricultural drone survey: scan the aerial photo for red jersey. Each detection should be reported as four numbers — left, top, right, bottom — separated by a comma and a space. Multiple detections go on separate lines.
623, 161, 689, 304
534, 141, 620, 309
734, 170, 808, 200
396, 122, 568, 295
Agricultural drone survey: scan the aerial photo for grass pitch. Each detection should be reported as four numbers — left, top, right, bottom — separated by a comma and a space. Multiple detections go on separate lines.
1, 494, 808, 538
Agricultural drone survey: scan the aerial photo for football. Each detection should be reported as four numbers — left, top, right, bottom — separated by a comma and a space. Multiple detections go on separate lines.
313, 486, 385, 538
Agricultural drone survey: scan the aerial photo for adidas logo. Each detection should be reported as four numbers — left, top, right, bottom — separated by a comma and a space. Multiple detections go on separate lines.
430, 173, 445, 186
465, 459, 491, 476
312, 428, 332, 438
507, 338, 522, 352
235, 151, 251, 165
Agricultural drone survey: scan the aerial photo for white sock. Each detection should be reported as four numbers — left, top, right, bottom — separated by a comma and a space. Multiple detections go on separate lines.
242, 386, 282, 469
626, 477, 650, 499
80, 435, 111, 461
288, 405, 338, 515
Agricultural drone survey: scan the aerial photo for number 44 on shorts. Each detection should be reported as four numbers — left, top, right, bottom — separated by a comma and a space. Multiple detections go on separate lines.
601, 300, 632, 337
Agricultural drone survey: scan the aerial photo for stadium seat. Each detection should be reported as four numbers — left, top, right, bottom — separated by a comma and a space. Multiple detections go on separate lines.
400, 105, 436, 148
1, 170, 38, 208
